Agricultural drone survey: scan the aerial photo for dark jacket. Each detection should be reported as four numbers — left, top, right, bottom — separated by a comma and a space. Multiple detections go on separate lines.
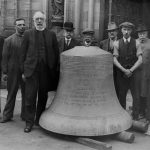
21, 28, 60, 91
21, 28, 59, 77
100, 39, 109, 51
2, 33, 23, 74
58, 38, 80, 53
100, 39, 114, 54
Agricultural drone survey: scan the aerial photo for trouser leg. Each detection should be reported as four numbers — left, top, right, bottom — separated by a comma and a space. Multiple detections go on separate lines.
116, 70, 129, 109
20, 75, 25, 120
24, 72, 38, 125
35, 90, 48, 123
35, 61, 48, 123
139, 96, 146, 115
130, 71, 140, 120
3, 72, 19, 119
146, 80, 150, 121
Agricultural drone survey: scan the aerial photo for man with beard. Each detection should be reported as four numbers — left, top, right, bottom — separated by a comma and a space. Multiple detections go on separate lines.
136, 24, 150, 121
59, 22, 80, 53
0, 18, 26, 123
21, 11, 59, 132
113, 22, 142, 120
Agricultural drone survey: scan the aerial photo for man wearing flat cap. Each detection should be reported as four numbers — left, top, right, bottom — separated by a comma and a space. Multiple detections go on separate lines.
58, 22, 80, 53
81, 28, 99, 47
113, 21, 142, 120
136, 24, 150, 122
100, 22, 118, 54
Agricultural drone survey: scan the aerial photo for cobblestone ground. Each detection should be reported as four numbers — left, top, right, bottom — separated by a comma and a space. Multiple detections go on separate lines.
0, 89, 150, 150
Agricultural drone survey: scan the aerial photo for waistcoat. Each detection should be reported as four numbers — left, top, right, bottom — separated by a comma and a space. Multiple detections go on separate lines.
118, 38, 137, 69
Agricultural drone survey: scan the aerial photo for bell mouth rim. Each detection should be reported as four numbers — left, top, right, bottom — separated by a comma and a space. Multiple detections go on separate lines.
39, 110, 132, 136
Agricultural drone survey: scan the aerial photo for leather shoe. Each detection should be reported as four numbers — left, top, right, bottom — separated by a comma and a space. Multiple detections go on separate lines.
24, 124, 33, 133
0, 118, 12, 123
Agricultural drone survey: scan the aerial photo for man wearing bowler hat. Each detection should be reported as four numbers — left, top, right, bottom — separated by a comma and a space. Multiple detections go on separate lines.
58, 22, 80, 53
136, 24, 150, 122
113, 22, 142, 120
100, 22, 118, 54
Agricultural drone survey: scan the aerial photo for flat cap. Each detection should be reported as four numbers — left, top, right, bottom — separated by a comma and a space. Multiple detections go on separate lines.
82, 28, 95, 35
119, 22, 135, 28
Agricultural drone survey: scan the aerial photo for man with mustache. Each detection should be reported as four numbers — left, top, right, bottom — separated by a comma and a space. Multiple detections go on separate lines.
113, 22, 142, 120
1, 18, 26, 123
59, 22, 80, 53
21, 11, 59, 132
100, 22, 118, 54
100, 22, 119, 97
81, 28, 98, 47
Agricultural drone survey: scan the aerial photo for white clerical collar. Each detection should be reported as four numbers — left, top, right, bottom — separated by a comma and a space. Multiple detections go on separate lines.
123, 37, 131, 42
35, 27, 45, 31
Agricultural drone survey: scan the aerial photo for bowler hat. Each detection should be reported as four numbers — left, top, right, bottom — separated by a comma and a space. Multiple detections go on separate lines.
106, 22, 118, 31
63, 22, 75, 31
82, 28, 95, 35
119, 22, 135, 28
136, 24, 149, 32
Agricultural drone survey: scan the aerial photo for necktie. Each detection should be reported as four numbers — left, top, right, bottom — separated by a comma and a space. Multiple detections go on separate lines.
66, 39, 70, 46
109, 40, 113, 50
125, 39, 129, 44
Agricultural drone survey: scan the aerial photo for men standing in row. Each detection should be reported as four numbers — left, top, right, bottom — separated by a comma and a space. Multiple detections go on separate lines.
21, 11, 59, 133
1, 18, 26, 123
113, 22, 142, 120
136, 24, 150, 122
59, 22, 80, 53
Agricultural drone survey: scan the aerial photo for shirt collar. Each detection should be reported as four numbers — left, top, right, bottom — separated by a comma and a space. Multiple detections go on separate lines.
65, 37, 71, 41
35, 27, 45, 31
123, 36, 131, 42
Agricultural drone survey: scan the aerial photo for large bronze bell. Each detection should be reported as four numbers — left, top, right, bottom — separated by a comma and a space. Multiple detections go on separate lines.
39, 46, 132, 136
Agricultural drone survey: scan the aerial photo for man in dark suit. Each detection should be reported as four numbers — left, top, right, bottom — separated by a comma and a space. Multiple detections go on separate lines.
1, 18, 26, 123
100, 22, 118, 54
113, 22, 142, 120
21, 11, 59, 132
58, 22, 80, 53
